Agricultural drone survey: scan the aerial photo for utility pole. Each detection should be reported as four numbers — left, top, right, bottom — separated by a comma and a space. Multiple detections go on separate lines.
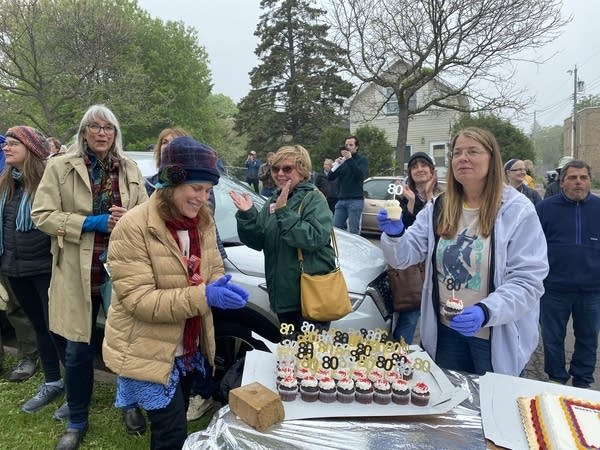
568, 65, 585, 159
571, 65, 577, 158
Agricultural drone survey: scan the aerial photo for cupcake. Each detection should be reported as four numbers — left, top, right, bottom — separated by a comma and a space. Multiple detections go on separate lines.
336, 377, 355, 404
373, 379, 392, 405
384, 370, 401, 384
296, 366, 311, 383
391, 379, 410, 405
411, 381, 430, 406
354, 378, 374, 404
384, 199, 402, 220
332, 369, 349, 384
300, 375, 319, 402
276, 366, 295, 387
315, 368, 331, 382
278, 375, 298, 402
318, 376, 337, 403
443, 297, 464, 320
368, 368, 385, 384
350, 369, 367, 381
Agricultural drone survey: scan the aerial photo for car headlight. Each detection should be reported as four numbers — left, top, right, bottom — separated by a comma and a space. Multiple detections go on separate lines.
366, 272, 394, 320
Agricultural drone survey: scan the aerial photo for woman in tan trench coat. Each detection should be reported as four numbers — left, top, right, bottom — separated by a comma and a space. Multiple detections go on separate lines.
31, 104, 148, 450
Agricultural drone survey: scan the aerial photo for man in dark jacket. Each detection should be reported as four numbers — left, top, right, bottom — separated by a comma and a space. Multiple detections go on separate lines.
536, 160, 600, 389
327, 136, 368, 234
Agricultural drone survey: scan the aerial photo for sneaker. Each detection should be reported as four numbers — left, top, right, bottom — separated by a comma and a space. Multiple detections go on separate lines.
53, 401, 70, 421
21, 383, 64, 413
7, 357, 38, 382
186, 395, 219, 421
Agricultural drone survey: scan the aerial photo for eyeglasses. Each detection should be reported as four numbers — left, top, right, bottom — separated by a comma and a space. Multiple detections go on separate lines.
508, 168, 526, 172
450, 148, 488, 159
2, 140, 22, 149
87, 124, 115, 134
271, 165, 294, 174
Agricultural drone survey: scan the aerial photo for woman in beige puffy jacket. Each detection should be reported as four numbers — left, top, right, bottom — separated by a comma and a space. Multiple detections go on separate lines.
103, 136, 248, 450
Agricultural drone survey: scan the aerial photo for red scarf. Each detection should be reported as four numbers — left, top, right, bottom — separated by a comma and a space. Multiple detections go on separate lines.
165, 216, 202, 364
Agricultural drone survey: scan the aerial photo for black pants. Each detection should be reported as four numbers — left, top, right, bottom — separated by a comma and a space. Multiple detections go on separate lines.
146, 371, 194, 450
246, 177, 259, 193
8, 274, 65, 382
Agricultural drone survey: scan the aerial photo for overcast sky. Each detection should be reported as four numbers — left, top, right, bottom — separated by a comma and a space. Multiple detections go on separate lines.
138, 0, 599, 133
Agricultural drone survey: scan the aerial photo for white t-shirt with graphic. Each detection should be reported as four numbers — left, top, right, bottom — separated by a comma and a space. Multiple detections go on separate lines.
436, 207, 491, 340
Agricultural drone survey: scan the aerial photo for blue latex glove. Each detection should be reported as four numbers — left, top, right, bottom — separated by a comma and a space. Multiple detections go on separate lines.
224, 282, 250, 302
450, 305, 485, 337
206, 275, 248, 309
376, 209, 405, 236
82, 214, 110, 233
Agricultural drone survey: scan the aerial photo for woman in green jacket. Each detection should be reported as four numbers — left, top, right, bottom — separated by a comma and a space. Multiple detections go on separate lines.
229, 145, 336, 331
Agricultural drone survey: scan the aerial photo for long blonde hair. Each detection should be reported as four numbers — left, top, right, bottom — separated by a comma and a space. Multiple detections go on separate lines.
438, 127, 504, 238
153, 127, 189, 167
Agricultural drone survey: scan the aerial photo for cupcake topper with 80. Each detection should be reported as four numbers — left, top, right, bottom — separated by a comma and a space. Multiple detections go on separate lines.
387, 182, 404, 196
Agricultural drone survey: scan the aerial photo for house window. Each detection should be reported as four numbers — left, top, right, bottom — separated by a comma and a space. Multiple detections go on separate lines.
432, 143, 447, 167
385, 88, 416, 115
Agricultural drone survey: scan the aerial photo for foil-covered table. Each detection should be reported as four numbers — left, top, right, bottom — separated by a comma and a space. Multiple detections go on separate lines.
183, 371, 486, 450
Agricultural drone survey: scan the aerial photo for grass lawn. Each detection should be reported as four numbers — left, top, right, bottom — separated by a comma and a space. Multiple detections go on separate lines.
0, 354, 214, 449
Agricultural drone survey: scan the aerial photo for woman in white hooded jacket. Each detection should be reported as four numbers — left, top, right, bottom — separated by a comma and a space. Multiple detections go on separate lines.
378, 127, 548, 377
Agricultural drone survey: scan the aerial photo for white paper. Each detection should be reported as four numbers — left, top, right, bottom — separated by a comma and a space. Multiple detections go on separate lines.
241, 347, 469, 420
480, 372, 600, 450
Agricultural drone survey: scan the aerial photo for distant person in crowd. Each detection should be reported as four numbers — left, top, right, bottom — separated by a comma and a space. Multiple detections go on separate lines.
390, 152, 441, 344
523, 159, 536, 188
244, 150, 261, 193
0, 133, 39, 383
103, 136, 248, 450
504, 158, 541, 205
230, 145, 336, 331
327, 136, 368, 234
378, 127, 548, 377
146, 127, 189, 195
32, 104, 148, 450
315, 157, 339, 213
0, 274, 39, 382
536, 160, 600, 389
544, 156, 573, 199
258, 151, 277, 197
0, 126, 66, 414
47, 137, 64, 156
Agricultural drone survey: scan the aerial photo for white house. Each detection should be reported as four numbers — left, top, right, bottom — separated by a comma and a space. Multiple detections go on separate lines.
349, 76, 468, 176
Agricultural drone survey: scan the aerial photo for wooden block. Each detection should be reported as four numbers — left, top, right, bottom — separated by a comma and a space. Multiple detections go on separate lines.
229, 382, 284, 432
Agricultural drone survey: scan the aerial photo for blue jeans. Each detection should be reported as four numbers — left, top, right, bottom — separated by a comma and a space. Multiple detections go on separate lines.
64, 295, 102, 425
540, 288, 600, 388
333, 198, 363, 235
435, 324, 492, 375
393, 310, 420, 344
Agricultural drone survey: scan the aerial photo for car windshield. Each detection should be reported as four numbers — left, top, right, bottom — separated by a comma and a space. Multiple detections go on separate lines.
364, 178, 403, 200
125, 151, 266, 246
213, 176, 265, 244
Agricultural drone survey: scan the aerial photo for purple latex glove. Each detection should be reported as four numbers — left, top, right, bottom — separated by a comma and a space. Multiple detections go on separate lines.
224, 282, 249, 302
376, 209, 405, 236
450, 305, 485, 336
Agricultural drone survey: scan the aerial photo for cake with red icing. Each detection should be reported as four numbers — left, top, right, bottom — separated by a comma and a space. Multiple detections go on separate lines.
517, 392, 600, 449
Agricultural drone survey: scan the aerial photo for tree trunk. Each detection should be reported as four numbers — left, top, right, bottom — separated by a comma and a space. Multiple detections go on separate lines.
394, 106, 409, 176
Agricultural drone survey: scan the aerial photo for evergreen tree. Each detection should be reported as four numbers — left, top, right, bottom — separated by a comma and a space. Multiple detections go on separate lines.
235, 0, 353, 151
